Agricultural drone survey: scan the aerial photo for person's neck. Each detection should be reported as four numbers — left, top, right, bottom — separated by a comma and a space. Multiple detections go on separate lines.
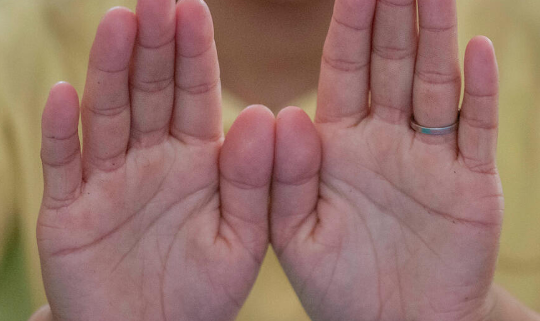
206, 0, 334, 112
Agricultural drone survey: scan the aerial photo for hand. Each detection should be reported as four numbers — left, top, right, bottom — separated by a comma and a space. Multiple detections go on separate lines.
271, 0, 503, 320
37, 0, 274, 320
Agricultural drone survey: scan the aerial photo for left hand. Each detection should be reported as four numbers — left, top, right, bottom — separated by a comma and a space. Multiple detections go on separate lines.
270, 0, 503, 320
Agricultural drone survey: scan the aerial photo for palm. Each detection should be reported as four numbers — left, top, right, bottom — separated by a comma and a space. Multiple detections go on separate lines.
271, 0, 502, 320
38, 1, 274, 320
40, 140, 238, 320
286, 119, 501, 320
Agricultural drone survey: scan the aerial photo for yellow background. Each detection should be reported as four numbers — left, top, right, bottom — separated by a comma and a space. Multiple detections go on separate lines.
0, 0, 539, 320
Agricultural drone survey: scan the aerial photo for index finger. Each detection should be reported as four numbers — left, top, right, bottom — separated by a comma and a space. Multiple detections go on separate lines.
316, 0, 376, 126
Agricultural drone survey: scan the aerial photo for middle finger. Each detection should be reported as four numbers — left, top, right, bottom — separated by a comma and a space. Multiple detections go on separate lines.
370, 0, 418, 125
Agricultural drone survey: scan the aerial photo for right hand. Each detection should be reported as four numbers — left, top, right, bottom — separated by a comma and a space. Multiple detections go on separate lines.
37, 0, 275, 320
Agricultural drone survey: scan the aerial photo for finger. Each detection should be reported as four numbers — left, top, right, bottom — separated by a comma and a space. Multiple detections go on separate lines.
316, 0, 376, 126
171, 0, 222, 143
81, 7, 137, 174
458, 36, 499, 173
370, 0, 417, 124
219, 105, 275, 261
41, 82, 82, 209
129, 0, 176, 148
413, 0, 461, 129
271, 107, 321, 254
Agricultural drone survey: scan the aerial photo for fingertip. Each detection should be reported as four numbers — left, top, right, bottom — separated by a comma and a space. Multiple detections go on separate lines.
466, 35, 495, 53
244, 104, 276, 121
464, 36, 499, 95
465, 36, 497, 68
229, 104, 276, 146
277, 105, 305, 120
177, 0, 210, 13
136, 0, 176, 45
275, 106, 321, 185
231, 104, 276, 146
91, 7, 137, 70
102, 6, 137, 30
43, 82, 80, 139
221, 104, 276, 187
176, 0, 214, 57
106, 6, 136, 17
48, 81, 79, 104
276, 106, 316, 136
137, 0, 175, 16
276, 106, 318, 140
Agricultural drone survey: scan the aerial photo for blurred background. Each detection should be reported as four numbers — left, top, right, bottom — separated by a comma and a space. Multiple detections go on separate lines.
0, 0, 539, 320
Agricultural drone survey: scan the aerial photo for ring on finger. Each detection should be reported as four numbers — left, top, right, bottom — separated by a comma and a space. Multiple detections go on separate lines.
410, 111, 460, 135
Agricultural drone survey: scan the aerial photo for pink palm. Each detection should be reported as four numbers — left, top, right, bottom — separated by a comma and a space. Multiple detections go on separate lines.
271, 0, 503, 320
38, 1, 274, 320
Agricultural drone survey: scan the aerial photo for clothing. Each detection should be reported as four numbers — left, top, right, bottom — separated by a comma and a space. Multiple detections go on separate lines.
0, 1, 539, 320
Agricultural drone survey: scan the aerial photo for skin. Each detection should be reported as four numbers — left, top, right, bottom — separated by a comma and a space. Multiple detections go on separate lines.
271, 0, 503, 320
270, 0, 509, 320
38, 0, 275, 320
33, 0, 540, 320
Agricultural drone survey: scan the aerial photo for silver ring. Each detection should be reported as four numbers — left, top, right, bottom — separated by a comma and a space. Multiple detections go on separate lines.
410, 112, 460, 135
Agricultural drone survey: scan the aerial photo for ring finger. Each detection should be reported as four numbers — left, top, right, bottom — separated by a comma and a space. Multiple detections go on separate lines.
412, 0, 461, 132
